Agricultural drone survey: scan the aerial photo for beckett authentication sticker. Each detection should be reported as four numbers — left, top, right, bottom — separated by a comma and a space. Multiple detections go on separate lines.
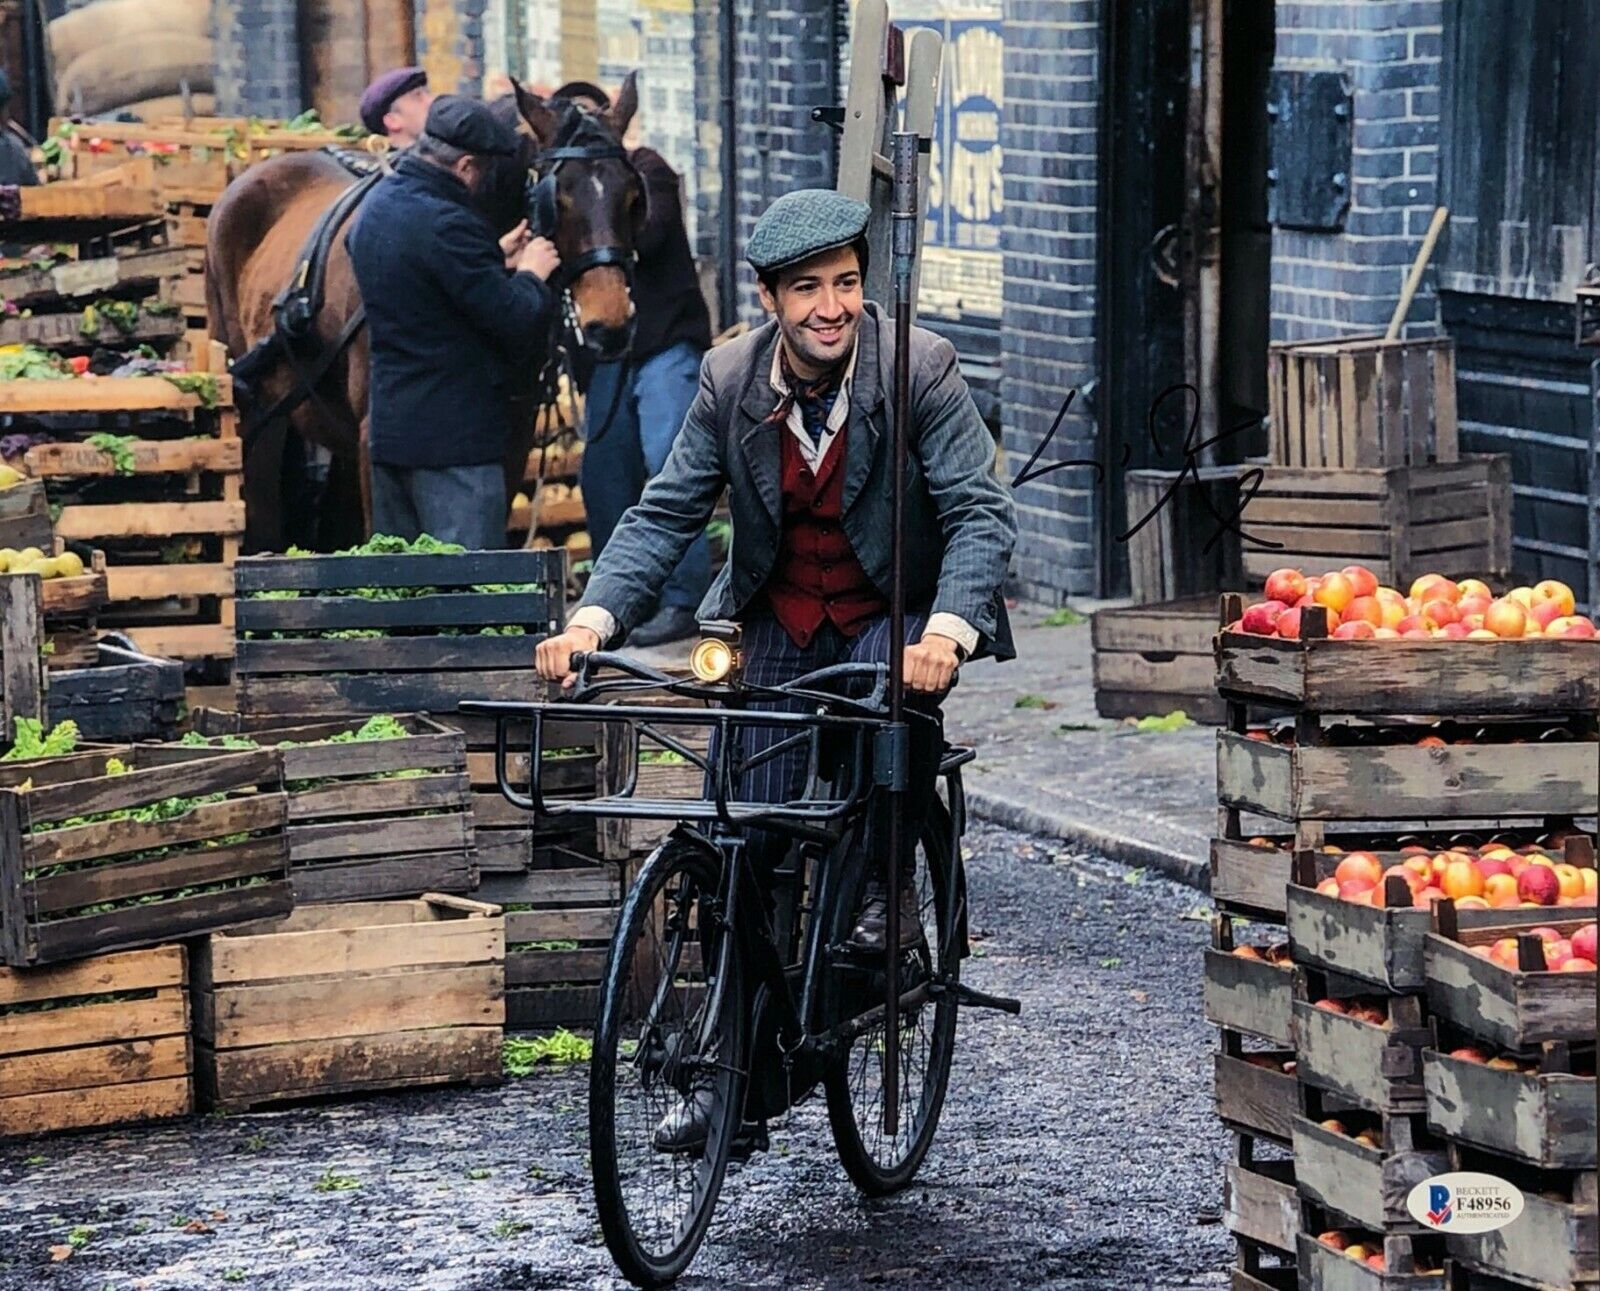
1407, 1173, 1525, 1235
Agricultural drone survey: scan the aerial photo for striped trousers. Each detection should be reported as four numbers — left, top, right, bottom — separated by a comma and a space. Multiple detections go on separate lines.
723, 608, 944, 879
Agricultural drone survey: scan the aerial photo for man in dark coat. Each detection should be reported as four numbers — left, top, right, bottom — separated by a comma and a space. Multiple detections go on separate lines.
348, 96, 560, 548
0, 70, 38, 188
553, 81, 713, 646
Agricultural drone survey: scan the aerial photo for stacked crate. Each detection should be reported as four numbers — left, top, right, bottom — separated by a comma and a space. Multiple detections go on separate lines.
5, 358, 242, 671
48, 116, 373, 333
1213, 600, 1600, 1290
1250, 336, 1511, 587
231, 545, 618, 1027
1423, 904, 1596, 1291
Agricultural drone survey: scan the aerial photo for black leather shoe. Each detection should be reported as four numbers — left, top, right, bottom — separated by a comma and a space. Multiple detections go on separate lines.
653, 1085, 719, 1154
847, 879, 923, 954
630, 606, 699, 647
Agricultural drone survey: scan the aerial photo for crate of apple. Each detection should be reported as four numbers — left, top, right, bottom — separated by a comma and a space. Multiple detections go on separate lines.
1238, 568, 1595, 642
1426, 912, 1597, 1049
1423, 1044, 1595, 1170
1313, 845, 1598, 912
1306, 1230, 1444, 1282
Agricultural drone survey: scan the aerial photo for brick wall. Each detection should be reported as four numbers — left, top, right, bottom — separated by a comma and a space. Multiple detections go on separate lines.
211, 0, 302, 119
1270, 0, 1444, 340
730, 0, 838, 319
416, 0, 487, 97
998, 0, 1101, 602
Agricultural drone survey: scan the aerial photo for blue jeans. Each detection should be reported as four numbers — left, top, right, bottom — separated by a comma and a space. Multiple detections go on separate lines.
581, 341, 710, 612
370, 462, 506, 550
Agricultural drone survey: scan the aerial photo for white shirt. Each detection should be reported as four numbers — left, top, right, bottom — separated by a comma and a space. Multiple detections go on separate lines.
570, 337, 979, 658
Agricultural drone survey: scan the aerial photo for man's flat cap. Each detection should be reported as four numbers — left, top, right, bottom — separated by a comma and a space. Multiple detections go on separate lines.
359, 66, 427, 136
552, 81, 611, 110
425, 95, 520, 157
746, 189, 871, 275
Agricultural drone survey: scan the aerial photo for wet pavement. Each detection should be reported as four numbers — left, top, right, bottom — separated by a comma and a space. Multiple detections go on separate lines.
0, 822, 1231, 1291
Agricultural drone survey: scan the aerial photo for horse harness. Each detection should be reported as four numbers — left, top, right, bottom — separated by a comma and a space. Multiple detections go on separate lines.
229, 147, 385, 441
525, 108, 642, 446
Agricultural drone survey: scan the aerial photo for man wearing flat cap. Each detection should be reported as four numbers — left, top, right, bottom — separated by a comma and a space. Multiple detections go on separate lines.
540, 185, 1016, 948
348, 95, 561, 548
359, 67, 434, 147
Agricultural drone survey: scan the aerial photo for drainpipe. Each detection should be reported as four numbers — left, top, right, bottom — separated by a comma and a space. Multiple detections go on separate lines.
718, 0, 738, 330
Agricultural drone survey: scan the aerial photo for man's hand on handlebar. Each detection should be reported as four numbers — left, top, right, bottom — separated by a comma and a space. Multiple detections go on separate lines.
535, 626, 601, 688
905, 633, 962, 694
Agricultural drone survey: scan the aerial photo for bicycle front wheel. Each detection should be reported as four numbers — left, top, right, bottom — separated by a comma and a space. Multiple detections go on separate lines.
823, 799, 960, 1195
590, 836, 746, 1287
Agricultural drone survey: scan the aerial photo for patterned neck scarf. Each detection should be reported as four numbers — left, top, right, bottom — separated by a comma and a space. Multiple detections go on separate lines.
767, 344, 846, 445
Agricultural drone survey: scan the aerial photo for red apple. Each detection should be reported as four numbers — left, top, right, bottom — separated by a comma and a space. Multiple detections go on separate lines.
1333, 619, 1376, 640
1240, 600, 1288, 635
1532, 579, 1577, 617
1571, 923, 1597, 963
1484, 598, 1529, 639
1448, 1046, 1490, 1064
1341, 565, 1379, 598
1343, 595, 1384, 628
1548, 616, 1598, 639
1558, 958, 1596, 972
1529, 599, 1565, 629
1518, 865, 1561, 906
1315, 572, 1356, 614
1421, 597, 1459, 628
1263, 568, 1309, 606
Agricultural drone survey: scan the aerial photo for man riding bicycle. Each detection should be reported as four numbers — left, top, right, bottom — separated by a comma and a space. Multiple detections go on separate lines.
534, 186, 1017, 1146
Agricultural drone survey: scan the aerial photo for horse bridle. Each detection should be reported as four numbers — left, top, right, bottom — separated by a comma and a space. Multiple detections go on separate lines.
525, 109, 642, 445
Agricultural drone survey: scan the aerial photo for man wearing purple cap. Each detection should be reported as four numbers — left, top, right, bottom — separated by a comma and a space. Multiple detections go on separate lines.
360, 67, 434, 147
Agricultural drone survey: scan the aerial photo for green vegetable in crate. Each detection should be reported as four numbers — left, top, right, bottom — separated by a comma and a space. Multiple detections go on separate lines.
1, 717, 80, 761
0, 345, 68, 381
86, 433, 137, 476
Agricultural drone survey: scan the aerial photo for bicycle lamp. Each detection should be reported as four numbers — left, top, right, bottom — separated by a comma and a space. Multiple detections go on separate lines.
689, 621, 742, 683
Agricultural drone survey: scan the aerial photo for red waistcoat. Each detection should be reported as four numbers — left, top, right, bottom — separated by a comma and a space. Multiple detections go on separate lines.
765, 427, 886, 647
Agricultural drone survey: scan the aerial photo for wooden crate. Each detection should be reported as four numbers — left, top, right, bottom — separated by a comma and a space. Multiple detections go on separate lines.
444, 710, 602, 876
1094, 596, 1230, 724
1215, 625, 1600, 720
1424, 909, 1597, 1051
0, 244, 191, 313
191, 895, 504, 1112
1237, 456, 1512, 587
1297, 1232, 1445, 1288
46, 635, 185, 742
1208, 827, 1591, 924
1215, 727, 1597, 830
0, 306, 185, 355
1268, 334, 1459, 470
1205, 916, 1296, 1047
1217, 1035, 1301, 1144
479, 860, 622, 1029
1442, 1152, 1597, 1291
1291, 1113, 1449, 1233
6, 374, 241, 665
0, 945, 192, 1137
0, 744, 291, 967
232, 549, 564, 715
1293, 987, 1431, 1114
191, 714, 476, 904
0, 481, 54, 554
593, 682, 710, 859
1284, 855, 1587, 993
1423, 1049, 1595, 1171
1225, 1135, 1301, 1258
1124, 467, 1246, 602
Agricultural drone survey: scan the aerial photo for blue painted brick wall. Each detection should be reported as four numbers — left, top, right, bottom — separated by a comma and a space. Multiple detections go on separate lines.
998, 0, 1101, 603
211, 0, 302, 120
1270, 0, 1445, 340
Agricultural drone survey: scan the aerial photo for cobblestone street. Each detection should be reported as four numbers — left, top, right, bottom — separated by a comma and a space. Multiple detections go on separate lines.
0, 823, 1233, 1291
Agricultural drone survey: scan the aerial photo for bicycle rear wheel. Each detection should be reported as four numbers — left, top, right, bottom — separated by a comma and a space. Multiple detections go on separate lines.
590, 837, 746, 1287
823, 799, 959, 1195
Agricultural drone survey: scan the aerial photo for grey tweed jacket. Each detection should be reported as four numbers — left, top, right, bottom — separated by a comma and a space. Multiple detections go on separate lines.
578, 302, 1018, 660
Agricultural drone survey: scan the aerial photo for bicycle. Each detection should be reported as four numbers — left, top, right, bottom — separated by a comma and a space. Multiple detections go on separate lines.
465, 632, 1018, 1287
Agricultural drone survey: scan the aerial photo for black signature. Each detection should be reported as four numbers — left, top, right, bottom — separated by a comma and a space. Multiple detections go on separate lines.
1011, 383, 1282, 554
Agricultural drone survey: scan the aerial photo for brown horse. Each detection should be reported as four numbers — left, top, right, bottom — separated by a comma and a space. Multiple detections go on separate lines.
205, 77, 643, 552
